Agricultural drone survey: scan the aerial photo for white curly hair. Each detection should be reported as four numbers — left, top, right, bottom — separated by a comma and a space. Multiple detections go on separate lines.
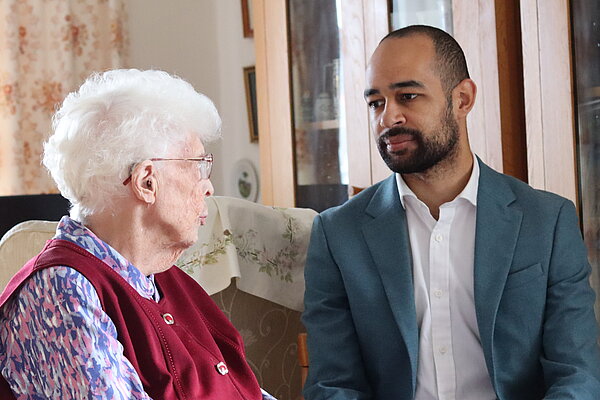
43, 69, 221, 222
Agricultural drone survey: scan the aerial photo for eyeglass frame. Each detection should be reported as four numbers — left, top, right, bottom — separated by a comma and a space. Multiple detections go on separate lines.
122, 154, 214, 186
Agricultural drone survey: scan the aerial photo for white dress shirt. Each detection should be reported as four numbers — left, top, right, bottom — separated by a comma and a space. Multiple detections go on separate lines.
396, 159, 496, 400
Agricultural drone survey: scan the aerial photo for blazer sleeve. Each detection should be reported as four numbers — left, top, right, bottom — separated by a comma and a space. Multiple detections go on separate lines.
541, 200, 600, 398
301, 215, 373, 400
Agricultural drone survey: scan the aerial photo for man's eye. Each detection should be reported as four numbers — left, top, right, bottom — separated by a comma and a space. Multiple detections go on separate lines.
400, 93, 418, 101
367, 99, 384, 109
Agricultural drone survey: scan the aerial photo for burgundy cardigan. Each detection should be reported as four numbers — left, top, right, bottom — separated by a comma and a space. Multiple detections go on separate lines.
0, 239, 263, 400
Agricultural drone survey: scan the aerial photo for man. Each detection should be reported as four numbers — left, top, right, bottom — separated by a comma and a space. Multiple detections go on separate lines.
302, 25, 600, 400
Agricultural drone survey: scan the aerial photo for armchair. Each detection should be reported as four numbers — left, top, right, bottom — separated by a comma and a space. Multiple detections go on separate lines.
0, 195, 316, 400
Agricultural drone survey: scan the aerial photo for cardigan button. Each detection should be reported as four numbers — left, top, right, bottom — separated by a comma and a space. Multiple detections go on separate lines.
162, 313, 175, 325
216, 362, 229, 375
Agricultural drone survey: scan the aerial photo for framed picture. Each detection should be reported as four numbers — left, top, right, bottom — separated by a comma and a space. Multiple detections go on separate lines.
241, 0, 253, 38
243, 66, 258, 143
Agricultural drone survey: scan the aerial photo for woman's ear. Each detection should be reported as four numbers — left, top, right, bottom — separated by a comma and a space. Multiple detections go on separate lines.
453, 78, 477, 118
130, 160, 157, 204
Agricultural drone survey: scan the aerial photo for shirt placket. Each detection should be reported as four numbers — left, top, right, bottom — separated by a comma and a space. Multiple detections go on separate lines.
429, 206, 456, 400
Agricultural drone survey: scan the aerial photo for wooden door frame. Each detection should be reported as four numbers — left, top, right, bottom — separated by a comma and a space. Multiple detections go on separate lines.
520, 0, 578, 204
254, 0, 295, 207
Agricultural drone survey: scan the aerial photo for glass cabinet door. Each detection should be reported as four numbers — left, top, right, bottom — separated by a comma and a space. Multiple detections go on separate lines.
389, 0, 453, 32
571, 0, 600, 315
288, 0, 348, 212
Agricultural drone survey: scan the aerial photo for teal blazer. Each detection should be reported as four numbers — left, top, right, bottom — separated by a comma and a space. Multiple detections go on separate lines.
302, 159, 600, 400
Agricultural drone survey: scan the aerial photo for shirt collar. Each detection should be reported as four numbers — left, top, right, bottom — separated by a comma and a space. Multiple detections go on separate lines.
396, 154, 480, 209
54, 216, 160, 302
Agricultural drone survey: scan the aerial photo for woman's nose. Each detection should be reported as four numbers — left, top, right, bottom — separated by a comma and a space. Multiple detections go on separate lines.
203, 179, 214, 197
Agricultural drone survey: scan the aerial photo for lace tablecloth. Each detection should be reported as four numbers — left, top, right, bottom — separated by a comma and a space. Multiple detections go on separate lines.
176, 196, 316, 311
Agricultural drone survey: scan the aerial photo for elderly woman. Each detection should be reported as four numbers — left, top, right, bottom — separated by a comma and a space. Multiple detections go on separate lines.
0, 69, 275, 400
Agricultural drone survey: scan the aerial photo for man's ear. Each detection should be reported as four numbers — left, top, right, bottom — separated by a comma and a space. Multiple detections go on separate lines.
130, 160, 157, 204
453, 78, 477, 118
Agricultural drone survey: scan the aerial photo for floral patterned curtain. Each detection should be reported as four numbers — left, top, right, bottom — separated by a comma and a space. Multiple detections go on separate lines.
0, 0, 127, 195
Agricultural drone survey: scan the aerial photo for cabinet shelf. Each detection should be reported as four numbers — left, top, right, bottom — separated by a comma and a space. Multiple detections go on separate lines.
584, 86, 600, 98
298, 119, 339, 131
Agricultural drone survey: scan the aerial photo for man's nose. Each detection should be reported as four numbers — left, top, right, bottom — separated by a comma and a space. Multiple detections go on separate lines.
380, 102, 407, 128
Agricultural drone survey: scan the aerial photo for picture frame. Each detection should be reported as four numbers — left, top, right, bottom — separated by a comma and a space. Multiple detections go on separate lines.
231, 159, 259, 202
241, 0, 253, 38
243, 66, 258, 143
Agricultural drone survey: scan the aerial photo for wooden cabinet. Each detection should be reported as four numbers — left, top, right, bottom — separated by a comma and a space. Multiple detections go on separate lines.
254, 0, 511, 208
254, 0, 295, 208
518, 0, 600, 314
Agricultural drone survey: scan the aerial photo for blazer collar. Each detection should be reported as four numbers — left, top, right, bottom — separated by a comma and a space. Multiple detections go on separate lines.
473, 157, 523, 385
363, 175, 419, 395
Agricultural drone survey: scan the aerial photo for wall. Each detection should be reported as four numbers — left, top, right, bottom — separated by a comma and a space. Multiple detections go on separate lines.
125, 0, 259, 199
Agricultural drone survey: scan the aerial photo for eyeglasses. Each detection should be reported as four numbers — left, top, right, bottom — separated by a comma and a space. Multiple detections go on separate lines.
122, 154, 213, 185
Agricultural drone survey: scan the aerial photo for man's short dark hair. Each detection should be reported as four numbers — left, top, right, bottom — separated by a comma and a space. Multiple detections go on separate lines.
381, 25, 470, 95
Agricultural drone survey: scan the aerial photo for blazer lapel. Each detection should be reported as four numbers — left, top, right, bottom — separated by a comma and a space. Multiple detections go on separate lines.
473, 159, 523, 384
362, 175, 419, 391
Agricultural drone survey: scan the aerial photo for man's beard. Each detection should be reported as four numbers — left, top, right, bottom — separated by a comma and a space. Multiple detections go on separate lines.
377, 103, 459, 174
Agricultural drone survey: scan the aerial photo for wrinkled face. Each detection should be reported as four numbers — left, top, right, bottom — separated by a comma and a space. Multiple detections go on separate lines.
365, 35, 460, 174
154, 134, 214, 249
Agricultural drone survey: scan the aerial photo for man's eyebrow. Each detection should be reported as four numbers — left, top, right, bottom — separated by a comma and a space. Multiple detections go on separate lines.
364, 88, 379, 98
390, 80, 425, 90
364, 80, 426, 98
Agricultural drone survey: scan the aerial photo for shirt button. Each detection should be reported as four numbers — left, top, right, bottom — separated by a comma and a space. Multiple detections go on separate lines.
434, 234, 443, 242
433, 289, 443, 298
163, 313, 175, 325
439, 346, 448, 355
216, 361, 229, 375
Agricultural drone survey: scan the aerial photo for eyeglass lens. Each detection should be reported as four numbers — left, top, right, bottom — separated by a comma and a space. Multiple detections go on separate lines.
199, 159, 212, 179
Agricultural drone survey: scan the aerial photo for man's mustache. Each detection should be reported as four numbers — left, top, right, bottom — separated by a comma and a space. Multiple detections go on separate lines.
380, 127, 423, 142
